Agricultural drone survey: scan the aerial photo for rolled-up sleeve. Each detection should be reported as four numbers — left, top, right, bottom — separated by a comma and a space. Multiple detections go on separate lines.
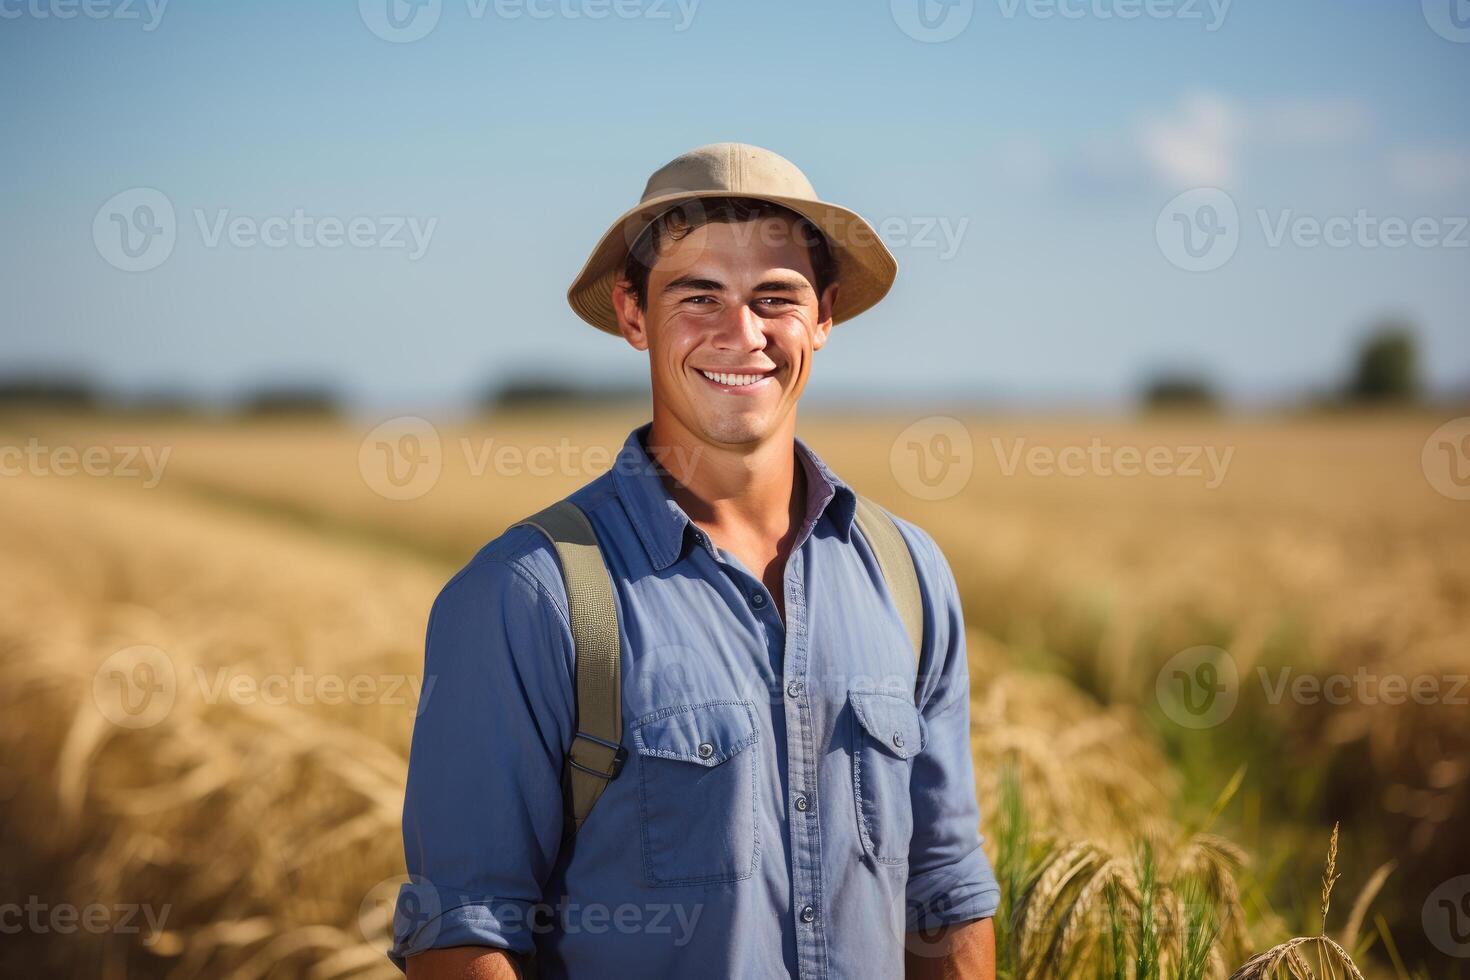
389, 551, 576, 970
895, 520, 1001, 932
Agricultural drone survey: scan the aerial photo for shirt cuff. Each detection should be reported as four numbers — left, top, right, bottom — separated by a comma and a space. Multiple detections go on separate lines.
387, 881, 537, 971
905, 845, 1002, 932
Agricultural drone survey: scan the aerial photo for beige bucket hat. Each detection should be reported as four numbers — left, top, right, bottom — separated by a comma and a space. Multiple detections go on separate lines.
567, 142, 899, 335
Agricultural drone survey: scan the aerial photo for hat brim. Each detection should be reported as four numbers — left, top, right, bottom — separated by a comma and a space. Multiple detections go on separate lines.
566, 190, 898, 336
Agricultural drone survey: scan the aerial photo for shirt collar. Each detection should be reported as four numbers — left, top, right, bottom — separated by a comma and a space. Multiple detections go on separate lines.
611, 421, 858, 572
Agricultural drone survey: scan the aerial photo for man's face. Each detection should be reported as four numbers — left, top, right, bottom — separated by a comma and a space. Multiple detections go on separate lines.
613, 214, 838, 448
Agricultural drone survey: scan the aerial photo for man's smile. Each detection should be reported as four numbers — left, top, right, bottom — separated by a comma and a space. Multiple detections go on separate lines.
693, 366, 779, 393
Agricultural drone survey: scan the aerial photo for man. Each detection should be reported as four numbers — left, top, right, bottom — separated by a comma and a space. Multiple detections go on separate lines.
390, 143, 998, 979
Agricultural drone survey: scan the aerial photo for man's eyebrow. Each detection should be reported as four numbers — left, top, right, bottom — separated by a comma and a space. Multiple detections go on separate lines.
662, 276, 725, 293
752, 276, 813, 293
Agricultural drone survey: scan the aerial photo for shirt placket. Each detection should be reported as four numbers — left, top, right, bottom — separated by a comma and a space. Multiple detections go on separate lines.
780, 545, 828, 980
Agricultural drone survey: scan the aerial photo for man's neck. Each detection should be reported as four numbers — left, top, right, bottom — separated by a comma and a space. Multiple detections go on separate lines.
643, 412, 804, 544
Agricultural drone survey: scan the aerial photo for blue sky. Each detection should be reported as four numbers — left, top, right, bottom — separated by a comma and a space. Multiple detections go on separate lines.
2, 0, 1468, 412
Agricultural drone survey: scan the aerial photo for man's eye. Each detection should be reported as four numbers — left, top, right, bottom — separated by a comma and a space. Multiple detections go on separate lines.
685, 296, 715, 305
756, 297, 793, 307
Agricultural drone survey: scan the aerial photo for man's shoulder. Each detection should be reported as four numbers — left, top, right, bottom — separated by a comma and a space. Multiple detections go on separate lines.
876, 506, 959, 604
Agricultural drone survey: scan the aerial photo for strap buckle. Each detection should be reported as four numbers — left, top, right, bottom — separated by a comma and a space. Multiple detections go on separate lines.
569, 731, 627, 780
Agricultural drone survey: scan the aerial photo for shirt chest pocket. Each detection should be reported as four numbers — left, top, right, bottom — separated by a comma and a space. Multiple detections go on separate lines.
849, 689, 924, 866
631, 699, 761, 887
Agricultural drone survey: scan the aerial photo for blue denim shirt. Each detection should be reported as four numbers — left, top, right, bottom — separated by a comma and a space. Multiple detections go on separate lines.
390, 422, 998, 979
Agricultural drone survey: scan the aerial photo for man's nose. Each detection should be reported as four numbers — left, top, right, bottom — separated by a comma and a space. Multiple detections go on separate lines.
711, 302, 767, 350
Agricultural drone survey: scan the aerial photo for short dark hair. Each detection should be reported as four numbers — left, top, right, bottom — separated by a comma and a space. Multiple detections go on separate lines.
620, 196, 839, 310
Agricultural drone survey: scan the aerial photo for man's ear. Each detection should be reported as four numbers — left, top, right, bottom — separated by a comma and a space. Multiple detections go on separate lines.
811, 280, 839, 351
612, 279, 649, 351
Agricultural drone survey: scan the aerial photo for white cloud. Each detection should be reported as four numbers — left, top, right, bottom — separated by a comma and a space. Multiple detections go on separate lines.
1139, 91, 1241, 188
999, 93, 1381, 198
1136, 92, 1376, 189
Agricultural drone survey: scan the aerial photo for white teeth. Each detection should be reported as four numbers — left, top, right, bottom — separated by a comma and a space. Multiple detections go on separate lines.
700, 370, 767, 387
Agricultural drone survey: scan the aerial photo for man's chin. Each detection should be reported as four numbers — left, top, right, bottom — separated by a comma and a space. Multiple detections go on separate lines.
694, 410, 779, 448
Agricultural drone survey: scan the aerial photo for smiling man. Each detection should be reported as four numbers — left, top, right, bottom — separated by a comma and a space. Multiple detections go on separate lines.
390, 143, 998, 979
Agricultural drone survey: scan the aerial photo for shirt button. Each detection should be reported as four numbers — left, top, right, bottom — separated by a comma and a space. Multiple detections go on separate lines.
800, 905, 816, 923
697, 742, 714, 760
751, 591, 767, 608
786, 681, 803, 700
892, 732, 905, 749
794, 794, 810, 812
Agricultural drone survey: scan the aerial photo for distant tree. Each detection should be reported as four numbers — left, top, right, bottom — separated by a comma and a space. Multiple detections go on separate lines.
0, 373, 100, 410
238, 384, 340, 417
1346, 323, 1419, 403
124, 388, 205, 416
483, 372, 646, 412
1140, 372, 1220, 412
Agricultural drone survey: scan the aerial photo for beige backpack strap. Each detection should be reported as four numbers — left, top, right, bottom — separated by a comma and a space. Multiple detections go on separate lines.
853, 495, 925, 674
513, 500, 625, 834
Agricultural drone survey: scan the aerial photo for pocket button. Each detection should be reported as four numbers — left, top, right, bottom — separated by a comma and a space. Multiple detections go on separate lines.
697, 742, 714, 759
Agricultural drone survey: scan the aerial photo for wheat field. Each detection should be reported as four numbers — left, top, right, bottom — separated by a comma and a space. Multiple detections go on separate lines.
2, 408, 1466, 978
